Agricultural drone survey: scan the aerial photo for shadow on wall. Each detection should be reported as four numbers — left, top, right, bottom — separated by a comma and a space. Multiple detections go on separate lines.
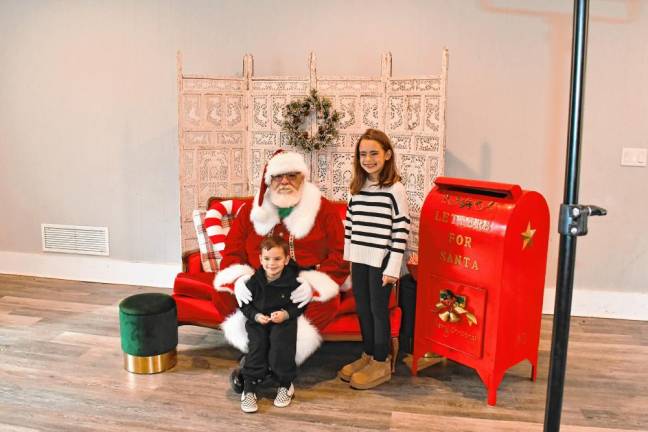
479, 0, 641, 25
445, 142, 492, 180
478, 0, 641, 203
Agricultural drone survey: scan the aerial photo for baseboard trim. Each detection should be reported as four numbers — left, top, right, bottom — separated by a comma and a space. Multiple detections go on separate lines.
0, 251, 180, 288
542, 287, 647, 321
1, 250, 645, 319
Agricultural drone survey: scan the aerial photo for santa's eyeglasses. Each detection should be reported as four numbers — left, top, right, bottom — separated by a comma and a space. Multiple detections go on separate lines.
271, 172, 301, 182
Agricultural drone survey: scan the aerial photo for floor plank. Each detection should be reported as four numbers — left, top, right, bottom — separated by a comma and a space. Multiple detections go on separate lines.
390, 412, 642, 431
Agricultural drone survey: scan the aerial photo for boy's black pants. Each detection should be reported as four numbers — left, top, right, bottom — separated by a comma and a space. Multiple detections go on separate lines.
242, 318, 297, 392
351, 262, 393, 362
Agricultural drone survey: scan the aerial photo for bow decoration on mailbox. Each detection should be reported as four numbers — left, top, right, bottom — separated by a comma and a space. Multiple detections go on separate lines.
435, 289, 477, 326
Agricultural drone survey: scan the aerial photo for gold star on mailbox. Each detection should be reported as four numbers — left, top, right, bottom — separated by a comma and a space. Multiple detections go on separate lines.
521, 222, 536, 250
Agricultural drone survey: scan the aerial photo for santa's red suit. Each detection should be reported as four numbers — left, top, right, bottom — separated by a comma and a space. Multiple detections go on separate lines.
213, 180, 349, 364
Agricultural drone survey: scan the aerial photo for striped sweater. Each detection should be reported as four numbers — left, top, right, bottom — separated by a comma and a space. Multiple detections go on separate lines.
344, 181, 410, 278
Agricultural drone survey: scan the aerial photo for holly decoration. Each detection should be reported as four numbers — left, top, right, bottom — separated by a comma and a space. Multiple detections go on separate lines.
436, 289, 478, 326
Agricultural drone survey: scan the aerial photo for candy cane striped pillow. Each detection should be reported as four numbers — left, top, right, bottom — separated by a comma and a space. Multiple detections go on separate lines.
204, 199, 246, 252
192, 209, 218, 273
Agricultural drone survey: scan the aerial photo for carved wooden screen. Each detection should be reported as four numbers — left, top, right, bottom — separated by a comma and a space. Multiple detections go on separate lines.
178, 50, 449, 255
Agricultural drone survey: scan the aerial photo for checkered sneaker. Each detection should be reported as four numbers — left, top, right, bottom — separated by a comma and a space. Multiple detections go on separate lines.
240, 391, 258, 413
273, 383, 294, 408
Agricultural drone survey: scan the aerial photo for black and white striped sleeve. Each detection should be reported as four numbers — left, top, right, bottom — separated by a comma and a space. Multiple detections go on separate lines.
384, 183, 410, 278
343, 196, 352, 261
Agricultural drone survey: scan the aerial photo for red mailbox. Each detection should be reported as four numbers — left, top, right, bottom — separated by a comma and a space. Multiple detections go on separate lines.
411, 177, 549, 405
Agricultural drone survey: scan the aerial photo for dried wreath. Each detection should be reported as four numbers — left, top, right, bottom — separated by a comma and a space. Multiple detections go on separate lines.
282, 89, 340, 151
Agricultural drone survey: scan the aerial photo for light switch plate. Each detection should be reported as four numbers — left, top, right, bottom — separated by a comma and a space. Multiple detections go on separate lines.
621, 147, 647, 167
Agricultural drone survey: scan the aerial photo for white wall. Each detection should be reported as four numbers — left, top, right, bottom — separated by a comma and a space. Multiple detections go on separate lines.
0, 1, 646, 316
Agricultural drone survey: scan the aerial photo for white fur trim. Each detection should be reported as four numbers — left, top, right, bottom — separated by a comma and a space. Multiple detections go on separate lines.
214, 264, 254, 291
221, 310, 249, 353
250, 181, 322, 239
264, 151, 309, 184
295, 316, 322, 365
283, 182, 321, 239
298, 269, 340, 303
340, 275, 352, 292
220, 311, 322, 366
249, 188, 281, 236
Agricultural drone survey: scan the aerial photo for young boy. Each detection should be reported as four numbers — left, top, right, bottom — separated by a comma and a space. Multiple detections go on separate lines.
239, 236, 304, 413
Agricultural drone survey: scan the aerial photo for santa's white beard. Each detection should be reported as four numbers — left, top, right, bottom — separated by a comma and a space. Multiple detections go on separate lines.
269, 186, 303, 208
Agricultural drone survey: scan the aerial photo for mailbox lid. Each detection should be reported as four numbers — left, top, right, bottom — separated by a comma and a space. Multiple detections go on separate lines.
434, 177, 522, 202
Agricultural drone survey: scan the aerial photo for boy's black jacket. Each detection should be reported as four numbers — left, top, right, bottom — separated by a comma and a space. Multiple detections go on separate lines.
240, 260, 304, 322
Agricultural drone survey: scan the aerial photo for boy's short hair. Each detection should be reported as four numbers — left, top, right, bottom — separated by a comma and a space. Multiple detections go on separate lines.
259, 236, 290, 256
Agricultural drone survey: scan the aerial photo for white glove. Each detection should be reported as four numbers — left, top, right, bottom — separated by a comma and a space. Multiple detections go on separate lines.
234, 274, 252, 307
291, 277, 313, 309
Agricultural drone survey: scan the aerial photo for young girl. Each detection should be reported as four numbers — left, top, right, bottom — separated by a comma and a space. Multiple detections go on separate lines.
339, 128, 410, 389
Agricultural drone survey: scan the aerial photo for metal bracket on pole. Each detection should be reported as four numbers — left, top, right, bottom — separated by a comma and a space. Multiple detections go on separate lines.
558, 204, 607, 236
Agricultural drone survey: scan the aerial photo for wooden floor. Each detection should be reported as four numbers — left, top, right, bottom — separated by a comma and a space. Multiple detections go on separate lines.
1, 274, 647, 432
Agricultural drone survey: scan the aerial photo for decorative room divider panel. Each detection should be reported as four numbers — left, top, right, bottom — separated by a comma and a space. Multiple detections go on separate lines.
177, 50, 449, 255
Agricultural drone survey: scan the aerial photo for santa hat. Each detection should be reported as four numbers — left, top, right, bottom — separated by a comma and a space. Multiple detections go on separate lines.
257, 150, 310, 207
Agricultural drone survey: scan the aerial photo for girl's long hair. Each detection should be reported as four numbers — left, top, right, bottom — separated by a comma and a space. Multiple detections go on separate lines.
350, 129, 401, 195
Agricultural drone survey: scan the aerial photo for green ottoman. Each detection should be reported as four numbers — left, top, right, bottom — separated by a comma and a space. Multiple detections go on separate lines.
119, 293, 178, 374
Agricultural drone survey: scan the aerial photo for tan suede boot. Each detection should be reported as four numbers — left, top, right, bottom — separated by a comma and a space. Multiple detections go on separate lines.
337, 353, 373, 382
349, 357, 391, 390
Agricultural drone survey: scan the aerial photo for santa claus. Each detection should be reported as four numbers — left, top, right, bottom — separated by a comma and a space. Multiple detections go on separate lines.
213, 150, 349, 369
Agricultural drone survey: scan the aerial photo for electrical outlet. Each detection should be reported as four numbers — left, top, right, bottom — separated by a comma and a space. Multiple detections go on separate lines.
621, 147, 647, 167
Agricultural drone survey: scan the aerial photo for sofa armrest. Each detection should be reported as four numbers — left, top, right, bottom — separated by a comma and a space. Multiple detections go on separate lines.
182, 249, 203, 273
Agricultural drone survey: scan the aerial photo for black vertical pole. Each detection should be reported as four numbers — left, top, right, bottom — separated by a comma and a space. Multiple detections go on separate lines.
544, 0, 589, 431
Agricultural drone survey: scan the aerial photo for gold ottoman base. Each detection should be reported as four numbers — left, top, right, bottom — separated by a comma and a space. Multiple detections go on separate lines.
123, 349, 177, 374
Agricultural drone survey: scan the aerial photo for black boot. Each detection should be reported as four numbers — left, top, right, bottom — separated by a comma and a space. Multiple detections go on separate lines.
230, 355, 246, 394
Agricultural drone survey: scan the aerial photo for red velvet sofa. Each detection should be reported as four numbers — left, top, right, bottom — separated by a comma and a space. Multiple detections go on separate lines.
172, 197, 402, 370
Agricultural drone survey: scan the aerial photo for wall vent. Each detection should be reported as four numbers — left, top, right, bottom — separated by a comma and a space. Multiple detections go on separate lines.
41, 224, 109, 256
